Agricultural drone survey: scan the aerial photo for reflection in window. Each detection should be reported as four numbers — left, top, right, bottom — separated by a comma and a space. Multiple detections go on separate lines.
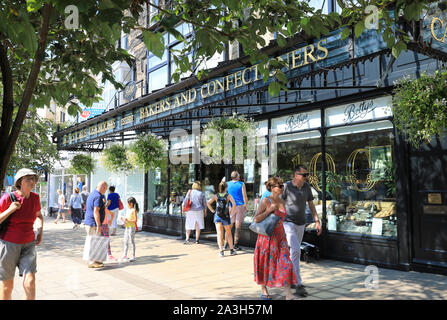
169, 164, 191, 216
149, 167, 168, 214
148, 65, 168, 92
275, 132, 323, 230
325, 124, 396, 237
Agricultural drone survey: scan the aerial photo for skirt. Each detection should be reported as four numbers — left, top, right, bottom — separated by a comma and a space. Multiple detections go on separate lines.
185, 210, 205, 230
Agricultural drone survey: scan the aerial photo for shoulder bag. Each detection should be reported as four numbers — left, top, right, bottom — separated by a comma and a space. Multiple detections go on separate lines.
0, 192, 19, 235
182, 190, 192, 212
249, 197, 280, 237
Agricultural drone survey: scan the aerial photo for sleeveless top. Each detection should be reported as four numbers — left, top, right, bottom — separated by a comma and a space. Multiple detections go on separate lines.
227, 181, 245, 206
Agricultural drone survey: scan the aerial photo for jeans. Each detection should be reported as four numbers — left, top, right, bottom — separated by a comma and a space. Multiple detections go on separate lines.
123, 227, 136, 258
283, 221, 305, 285
71, 207, 83, 225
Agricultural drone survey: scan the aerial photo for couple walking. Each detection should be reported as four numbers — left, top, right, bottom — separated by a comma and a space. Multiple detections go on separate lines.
253, 165, 322, 300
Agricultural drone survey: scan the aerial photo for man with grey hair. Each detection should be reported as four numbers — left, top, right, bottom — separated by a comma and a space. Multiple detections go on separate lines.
84, 181, 108, 268
226, 171, 248, 250
282, 165, 322, 297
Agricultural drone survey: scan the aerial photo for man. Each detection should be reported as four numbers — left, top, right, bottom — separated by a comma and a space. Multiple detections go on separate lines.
84, 181, 108, 268
226, 171, 248, 250
282, 165, 322, 297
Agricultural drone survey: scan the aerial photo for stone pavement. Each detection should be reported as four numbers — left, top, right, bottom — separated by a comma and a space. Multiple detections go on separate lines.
10, 215, 447, 300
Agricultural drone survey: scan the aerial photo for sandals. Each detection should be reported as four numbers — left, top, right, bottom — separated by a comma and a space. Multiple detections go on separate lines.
260, 294, 272, 300
195, 240, 200, 244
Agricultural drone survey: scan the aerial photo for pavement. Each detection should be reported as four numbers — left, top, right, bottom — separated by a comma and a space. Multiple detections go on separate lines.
9, 215, 447, 300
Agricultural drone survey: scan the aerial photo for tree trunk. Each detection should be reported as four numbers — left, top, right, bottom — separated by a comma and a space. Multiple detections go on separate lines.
0, 3, 52, 189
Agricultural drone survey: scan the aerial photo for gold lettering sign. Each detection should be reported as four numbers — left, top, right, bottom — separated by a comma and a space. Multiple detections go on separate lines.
431, 17, 447, 43
121, 115, 134, 126
428, 193, 442, 204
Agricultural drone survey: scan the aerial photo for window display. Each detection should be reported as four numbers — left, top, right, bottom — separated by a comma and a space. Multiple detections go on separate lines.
149, 166, 168, 214
169, 164, 190, 216
325, 121, 396, 237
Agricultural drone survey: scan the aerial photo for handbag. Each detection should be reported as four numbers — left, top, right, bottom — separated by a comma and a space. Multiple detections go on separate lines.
182, 190, 192, 212
0, 193, 19, 235
118, 199, 124, 210
82, 235, 109, 262
249, 213, 281, 236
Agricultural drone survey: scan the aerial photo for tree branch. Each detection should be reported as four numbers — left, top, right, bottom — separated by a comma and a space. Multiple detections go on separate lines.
0, 38, 14, 138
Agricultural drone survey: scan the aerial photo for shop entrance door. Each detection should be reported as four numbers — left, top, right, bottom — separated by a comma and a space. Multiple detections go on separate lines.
409, 135, 447, 268
202, 164, 227, 233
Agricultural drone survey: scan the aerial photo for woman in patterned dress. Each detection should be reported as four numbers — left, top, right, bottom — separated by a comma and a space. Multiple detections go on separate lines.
253, 176, 298, 300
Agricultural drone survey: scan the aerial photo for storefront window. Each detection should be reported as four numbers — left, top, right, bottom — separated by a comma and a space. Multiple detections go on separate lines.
325, 121, 397, 237
149, 166, 168, 214
169, 164, 190, 216
275, 131, 323, 230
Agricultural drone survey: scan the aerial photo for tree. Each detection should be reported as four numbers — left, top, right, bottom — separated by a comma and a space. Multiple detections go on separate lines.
7, 107, 60, 176
0, 0, 442, 187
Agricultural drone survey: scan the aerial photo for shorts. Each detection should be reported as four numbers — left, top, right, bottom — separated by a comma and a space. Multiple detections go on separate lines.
214, 213, 231, 226
0, 239, 37, 281
230, 205, 246, 224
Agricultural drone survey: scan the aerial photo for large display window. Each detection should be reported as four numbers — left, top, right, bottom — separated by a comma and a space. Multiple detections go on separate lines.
169, 164, 191, 216
324, 121, 396, 237
149, 166, 168, 214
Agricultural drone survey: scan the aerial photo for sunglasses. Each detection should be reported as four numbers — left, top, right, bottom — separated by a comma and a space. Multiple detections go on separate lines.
296, 173, 310, 178
274, 184, 284, 189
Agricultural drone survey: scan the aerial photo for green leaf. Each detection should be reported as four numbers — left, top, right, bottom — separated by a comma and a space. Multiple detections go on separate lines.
341, 27, 351, 40
354, 21, 365, 38
392, 41, 407, 58
142, 30, 165, 59
268, 81, 281, 97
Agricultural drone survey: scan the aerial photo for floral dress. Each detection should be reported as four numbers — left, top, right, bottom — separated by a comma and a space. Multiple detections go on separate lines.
254, 200, 297, 288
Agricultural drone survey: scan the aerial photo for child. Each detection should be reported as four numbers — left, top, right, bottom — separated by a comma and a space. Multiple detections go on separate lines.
102, 209, 117, 262
121, 197, 138, 262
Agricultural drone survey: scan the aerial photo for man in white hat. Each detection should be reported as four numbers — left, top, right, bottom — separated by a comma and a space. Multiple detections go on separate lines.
0, 168, 43, 300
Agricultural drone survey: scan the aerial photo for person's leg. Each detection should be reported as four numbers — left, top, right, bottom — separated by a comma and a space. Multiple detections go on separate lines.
283, 222, 302, 284
215, 223, 224, 251
122, 227, 129, 258
22, 273, 36, 300
0, 279, 14, 300
224, 225, 234, 249
195, 222, 200, 243
61, 209, 66, 223
130, 228, 136, 259
110, 208, 119, 235
185, 229, 191, 242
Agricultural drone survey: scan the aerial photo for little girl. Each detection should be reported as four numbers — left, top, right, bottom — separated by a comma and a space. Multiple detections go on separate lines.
121, 197, 138, 262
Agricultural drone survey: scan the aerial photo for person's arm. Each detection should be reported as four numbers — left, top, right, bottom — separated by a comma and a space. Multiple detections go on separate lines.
207, 196, 217, 213
35, 210, 44, 245
308, 201, 322, 236
106, 199, 111, 208
254, 198, 276, 223
242, 183, 248, 208
0, 201, 21, 224
228, 195, 236, 216
94, 206, 101, 234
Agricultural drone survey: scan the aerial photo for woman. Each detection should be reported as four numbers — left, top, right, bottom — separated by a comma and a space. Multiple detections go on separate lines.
182, 181, 207, 244
207, 181, 237, 257
69, 187, 83, 229
105, 186, 121, 236
54, 189, 66, 224
0, 168, 44, 300
253, 176, 298, 300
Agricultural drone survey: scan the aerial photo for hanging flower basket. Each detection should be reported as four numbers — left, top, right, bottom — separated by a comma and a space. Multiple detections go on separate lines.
201, 113, 256, 164
69, 154, 95, 175
392, 70, 447, 147
101, 144, 134, 174
128, 133, 167, 171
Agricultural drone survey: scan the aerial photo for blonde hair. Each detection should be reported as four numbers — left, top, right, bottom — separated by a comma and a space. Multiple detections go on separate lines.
192, 181, 202, 190
74, 187, 80, 193
57, 189, 62, 194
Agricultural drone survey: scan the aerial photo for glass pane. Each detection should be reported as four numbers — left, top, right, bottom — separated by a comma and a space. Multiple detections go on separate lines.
169, 164, 191, 216
325, 127, 397, 237
148, 65, 168, 92
274, 132, 323, 230
308, 0, 328, 14
148, 166, 168, 214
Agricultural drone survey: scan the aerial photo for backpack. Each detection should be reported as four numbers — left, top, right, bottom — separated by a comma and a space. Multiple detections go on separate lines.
216, 193, 229, 219
0, 192, 18, 235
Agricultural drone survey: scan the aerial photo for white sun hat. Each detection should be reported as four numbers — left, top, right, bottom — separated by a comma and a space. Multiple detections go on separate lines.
14, 168, 39, 183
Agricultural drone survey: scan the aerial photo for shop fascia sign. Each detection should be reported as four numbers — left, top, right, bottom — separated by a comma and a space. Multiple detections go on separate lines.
139, 39, 329, 120
60, 39, 329, 147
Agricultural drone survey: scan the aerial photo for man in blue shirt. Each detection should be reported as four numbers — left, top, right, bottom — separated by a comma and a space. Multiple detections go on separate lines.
84, 181, 108, 268
226, 171, 248, 250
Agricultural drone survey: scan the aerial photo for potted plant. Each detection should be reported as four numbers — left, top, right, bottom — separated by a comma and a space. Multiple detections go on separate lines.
128, 133, 167, 171
101, 144, 133, 174
69, 154, 95, 175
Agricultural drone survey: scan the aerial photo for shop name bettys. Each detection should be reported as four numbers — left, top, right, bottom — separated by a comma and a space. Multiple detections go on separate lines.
139, 39, 329, 120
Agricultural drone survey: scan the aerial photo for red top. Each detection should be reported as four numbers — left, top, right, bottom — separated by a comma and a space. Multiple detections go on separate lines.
0, 191, 41, 244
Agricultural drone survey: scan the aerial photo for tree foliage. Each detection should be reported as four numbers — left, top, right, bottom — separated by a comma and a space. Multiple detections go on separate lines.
69, 154, 96, 175
393, 70, 447, 146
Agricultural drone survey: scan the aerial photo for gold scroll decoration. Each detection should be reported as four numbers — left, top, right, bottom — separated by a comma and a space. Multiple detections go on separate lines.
308, 152, 336, 192
291, 154, 301, 168
346, 148, 376, 192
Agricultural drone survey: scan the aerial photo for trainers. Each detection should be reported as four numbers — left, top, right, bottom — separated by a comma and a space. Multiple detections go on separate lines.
120, 256, 128, 262
230, 249, 237, 256
108, 255, 117, 262
233, 244, 240, 250
295, 285, 308, 297
219, 251, 224, 257
129, 257, 136, 262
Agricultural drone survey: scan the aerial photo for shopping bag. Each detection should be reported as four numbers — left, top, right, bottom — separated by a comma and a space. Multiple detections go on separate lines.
82, 235, 109, 262
118, 199, 124, 210
182, 190, 192, 212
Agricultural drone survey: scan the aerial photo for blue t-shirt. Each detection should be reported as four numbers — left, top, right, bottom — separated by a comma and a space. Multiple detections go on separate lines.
260, 190, 271, 202
84, 190, 106, 227
227, 180, 245, 206
107, 192, 120, 210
